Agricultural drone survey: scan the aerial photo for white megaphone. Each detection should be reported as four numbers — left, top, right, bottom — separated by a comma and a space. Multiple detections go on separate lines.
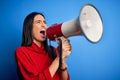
47, 4, 103, 43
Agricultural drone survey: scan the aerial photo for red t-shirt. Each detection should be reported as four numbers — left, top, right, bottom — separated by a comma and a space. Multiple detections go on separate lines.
15, 42, 70, 80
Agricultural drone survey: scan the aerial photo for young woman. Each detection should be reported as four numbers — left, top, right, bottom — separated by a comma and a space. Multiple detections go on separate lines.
15, 12, 72, 80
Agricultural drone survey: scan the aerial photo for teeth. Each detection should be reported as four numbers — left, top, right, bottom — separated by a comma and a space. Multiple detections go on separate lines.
41, 29, 45, 31
40, 29, 46, 34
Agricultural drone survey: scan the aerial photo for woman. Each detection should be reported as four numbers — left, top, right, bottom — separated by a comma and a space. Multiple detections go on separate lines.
15, 12, 72, 80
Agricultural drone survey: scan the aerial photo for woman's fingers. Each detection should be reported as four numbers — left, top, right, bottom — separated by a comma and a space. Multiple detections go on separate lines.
61, 37, 72, 58
62, 41, 72, 52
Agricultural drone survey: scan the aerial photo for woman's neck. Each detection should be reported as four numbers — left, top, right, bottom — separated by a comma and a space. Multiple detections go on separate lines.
33, 40, 43, 47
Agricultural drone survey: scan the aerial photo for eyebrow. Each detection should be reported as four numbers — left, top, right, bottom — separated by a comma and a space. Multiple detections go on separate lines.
34, 20, 46, 24
35, 20, 46, 22
34, 20, 41, 22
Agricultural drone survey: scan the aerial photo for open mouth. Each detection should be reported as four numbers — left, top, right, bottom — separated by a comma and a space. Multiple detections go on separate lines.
40, 29, 46, 35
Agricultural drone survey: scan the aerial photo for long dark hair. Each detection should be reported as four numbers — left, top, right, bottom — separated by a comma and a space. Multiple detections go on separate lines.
21, 12, 56, 59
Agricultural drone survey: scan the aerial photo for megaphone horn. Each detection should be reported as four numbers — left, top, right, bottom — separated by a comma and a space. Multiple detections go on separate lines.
47, 4, 103, 43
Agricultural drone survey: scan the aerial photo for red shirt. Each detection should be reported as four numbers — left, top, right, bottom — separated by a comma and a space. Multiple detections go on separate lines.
15, 42, 70, 80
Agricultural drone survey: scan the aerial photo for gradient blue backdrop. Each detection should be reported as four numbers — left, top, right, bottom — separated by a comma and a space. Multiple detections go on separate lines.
0, 0, 120, 80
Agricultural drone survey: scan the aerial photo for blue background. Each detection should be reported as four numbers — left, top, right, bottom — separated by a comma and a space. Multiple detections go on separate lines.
0, 0, 120, 80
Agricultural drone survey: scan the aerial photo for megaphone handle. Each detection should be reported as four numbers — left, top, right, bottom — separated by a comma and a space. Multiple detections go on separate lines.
55, 37, 62, 69
58, 39, 62, 69
55, 37, 71, 69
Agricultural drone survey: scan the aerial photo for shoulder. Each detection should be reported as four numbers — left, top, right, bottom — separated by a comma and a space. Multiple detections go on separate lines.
15, 46, 26, 53
15, 46, 28, 57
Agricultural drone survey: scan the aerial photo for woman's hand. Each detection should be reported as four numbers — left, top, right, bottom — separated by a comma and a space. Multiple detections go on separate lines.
54, 37, 71, 79
61, 37, 72, 59
55, 36, 72, 65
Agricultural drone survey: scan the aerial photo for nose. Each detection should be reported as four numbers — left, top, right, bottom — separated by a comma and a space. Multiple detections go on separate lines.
41, 22, 46, 28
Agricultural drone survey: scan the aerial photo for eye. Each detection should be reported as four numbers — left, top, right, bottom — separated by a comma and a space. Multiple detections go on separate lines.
36, 21, 41, 24
43, 21, 46, 24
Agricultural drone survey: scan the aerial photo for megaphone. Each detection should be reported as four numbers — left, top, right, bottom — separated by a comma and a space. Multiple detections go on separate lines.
47, 4, 103, 43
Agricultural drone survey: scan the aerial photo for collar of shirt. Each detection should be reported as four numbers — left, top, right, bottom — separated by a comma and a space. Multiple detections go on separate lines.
27, 42, 45, 53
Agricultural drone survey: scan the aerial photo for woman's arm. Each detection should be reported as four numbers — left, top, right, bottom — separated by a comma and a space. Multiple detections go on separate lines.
49, 56, 59, 77
60, 62, 69, 80
57, 37, 72, 80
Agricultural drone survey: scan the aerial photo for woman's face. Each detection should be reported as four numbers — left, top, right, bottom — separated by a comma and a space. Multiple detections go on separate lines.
32, 14, 47, 44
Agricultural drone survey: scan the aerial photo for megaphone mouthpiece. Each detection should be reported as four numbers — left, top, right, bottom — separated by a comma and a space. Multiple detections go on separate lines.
47, 23, 64, 40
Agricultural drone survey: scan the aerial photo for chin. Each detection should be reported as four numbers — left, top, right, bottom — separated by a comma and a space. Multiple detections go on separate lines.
40, 38, 46, 42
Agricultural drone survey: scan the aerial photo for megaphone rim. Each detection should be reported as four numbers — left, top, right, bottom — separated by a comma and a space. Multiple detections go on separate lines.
79, 3, 104, 43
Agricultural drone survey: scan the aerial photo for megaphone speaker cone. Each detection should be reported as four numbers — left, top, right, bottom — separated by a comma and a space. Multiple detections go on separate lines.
80, 4, 103, 43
